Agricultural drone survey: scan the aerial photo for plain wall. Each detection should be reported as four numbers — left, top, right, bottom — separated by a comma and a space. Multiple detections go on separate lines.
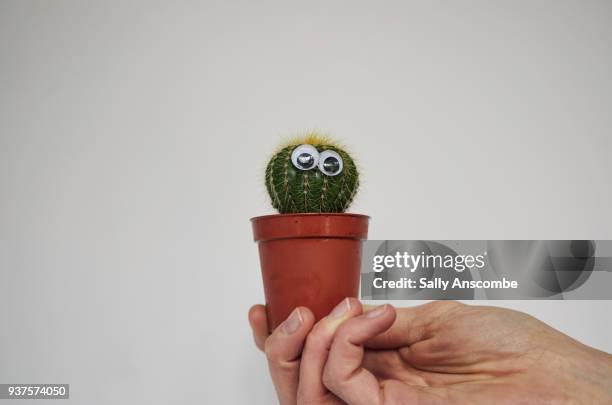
1, 1, 611, 403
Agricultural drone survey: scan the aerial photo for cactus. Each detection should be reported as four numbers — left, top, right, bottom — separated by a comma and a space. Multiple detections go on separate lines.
265, 133, 359, 213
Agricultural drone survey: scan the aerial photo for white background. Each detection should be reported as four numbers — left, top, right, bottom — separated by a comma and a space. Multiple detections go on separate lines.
1, 1, 611, 404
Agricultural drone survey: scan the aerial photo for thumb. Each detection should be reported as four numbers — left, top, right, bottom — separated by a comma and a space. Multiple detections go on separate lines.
363, 301, 462, 349
322, 304, 396, 405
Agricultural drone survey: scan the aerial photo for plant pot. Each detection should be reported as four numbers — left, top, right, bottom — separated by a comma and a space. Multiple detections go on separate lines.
251, 213, 369, 332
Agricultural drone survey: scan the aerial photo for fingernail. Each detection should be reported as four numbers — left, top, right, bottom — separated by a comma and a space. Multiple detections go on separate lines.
366, 304, 387, 318
281, 308, 303, 334
328, 298, 351, 319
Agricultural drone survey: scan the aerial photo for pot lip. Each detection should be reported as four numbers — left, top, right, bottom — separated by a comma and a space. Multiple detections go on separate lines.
251, 212, 370, 242
250, 212, 370, 222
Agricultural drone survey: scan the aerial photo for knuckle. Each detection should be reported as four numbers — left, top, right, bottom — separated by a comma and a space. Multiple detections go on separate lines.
274, 358, 296, 374
321, 363, 337, 390
334, 319, 355, 340
427, 300, 462, 313
304, 322, 328, 348
303, 333, 322, 353
321, 366, 334, 389
442, 300, 463, 308
264, 340, 296, 373
263, 337, 280, 361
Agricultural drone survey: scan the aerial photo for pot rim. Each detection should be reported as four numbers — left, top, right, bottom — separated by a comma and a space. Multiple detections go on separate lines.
251, 212, 370, 242
250, 212, 370, 222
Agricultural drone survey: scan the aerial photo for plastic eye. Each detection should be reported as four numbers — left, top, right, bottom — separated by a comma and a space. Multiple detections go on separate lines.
291, 144, 319, 170
318, 150, 343, 176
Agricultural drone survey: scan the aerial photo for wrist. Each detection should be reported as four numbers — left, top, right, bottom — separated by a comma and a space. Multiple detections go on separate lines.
560, 344, 612, 403
582, 347, 612, 403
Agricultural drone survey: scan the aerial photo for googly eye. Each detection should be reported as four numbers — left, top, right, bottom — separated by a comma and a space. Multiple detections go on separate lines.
291, 144, 319, 171
318, 150, 343, 176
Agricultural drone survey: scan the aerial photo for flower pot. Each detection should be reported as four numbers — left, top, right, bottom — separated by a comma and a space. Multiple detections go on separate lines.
251, 213, 369, 332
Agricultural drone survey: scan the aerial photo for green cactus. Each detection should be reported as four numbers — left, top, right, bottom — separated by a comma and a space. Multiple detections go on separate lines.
265, 133, 360, 214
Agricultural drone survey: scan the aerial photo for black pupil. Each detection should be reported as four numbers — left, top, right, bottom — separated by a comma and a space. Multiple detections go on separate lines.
297, 153, 314, 168
323, 156, 340, 174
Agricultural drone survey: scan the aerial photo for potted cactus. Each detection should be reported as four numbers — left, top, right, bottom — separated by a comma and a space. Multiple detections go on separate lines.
251, 133, 369, 331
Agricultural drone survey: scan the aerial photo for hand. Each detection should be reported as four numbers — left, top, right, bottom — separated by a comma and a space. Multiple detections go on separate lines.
248, 297, 367, 404
249, 300, 612, 404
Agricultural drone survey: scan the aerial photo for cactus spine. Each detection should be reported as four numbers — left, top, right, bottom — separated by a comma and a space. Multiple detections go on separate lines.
265, 135, 359, 214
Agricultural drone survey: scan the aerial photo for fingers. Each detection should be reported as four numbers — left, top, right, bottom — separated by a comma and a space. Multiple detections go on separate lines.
265, 306, 315, 405
323, 304, 397, 405
248, 304, 269, 351
364, 301, 463, 349
297, 297, 363, 403
248, 300, 462, 404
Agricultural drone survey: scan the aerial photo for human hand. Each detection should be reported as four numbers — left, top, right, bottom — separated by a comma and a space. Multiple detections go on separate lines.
249, 300, 612, 404
248, 297, 367, 404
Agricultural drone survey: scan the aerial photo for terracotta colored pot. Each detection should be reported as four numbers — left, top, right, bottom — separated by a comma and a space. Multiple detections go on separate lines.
251, 213, 369, 332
